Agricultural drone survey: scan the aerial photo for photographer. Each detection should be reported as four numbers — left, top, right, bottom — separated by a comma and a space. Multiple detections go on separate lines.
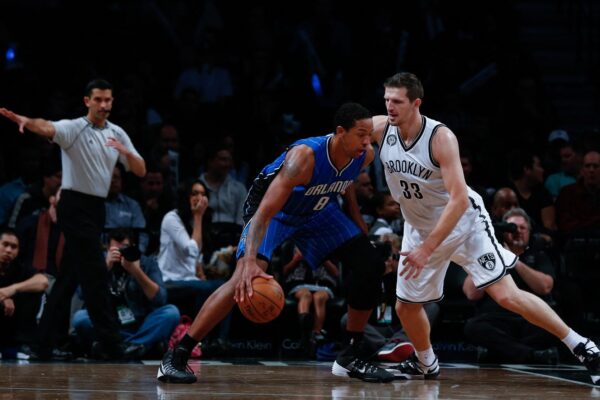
463, 208, 559, 364
72, 228, 179, 359
489, 187, 519, 242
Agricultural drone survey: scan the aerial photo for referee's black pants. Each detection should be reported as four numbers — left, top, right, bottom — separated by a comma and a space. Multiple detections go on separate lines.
38, 189, 122, 350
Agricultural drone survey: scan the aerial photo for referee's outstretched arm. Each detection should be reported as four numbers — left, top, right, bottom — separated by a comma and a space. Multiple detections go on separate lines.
0, 107, 56, 138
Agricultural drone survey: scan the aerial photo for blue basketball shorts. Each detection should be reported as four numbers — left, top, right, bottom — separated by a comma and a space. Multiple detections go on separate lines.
236, 205, 361, 268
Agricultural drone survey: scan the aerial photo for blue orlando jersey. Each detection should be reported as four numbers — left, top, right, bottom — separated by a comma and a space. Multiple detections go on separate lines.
243, 134, 367, 224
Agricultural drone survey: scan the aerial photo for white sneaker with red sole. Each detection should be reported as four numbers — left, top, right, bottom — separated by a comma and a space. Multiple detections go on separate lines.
377, 341, 415, 363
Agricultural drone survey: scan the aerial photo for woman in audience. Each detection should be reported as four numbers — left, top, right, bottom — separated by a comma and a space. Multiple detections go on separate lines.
158, 180, 224, 318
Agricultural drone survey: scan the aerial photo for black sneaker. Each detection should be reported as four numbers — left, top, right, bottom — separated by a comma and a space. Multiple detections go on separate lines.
123, 343, 147, 360
26, 345, 73, 361
332, 339, 394, 383
157, 347, 197, 384
386, 353, 440, 380
332, 357, 395, 382
574, 340, 600, 385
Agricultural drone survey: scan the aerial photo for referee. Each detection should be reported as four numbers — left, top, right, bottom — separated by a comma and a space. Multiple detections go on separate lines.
1, 79, 146, 359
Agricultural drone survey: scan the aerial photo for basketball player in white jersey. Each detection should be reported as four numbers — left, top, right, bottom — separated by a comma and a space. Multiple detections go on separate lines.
371, 72, 600, 385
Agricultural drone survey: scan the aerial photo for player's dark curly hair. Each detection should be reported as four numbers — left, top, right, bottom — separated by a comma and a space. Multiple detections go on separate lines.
333, 102, 372, 131
383, 72, 424, 102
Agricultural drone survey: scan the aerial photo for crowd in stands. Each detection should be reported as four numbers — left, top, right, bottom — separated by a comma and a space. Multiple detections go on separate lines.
1, 1, 599, 363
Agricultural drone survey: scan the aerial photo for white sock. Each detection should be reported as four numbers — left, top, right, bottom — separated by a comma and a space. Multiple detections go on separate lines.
561, 329, 598, 353
416, 347, 437, 366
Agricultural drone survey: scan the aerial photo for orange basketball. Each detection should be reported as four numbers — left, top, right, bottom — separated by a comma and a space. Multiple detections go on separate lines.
238, 277, 285, 323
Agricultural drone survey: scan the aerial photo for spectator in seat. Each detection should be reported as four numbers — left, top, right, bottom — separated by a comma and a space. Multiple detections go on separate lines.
282, 245, 340, 356
158, 180, 225, 319
137, 165, 174, 255
368, 190, 403, 237
460, 147, 491, 205
16, 191, 64, 279
104, 166, 147, 252
72, 228, 179, 359
151, 124, 181, 197
105, 166, 146, 229
15, 190, 69, 357
8, 160, 62, 229
507, 149, 557, 236
0, 228, 49, 358
199, 144, 246, 227
353, 171, 377, 227
545, 141, 583, 200
0, 145, 42, 227
489, 187, 519, 224
221, 134, 251, 188
489, 187, 520, 243
555, 150, 600, 233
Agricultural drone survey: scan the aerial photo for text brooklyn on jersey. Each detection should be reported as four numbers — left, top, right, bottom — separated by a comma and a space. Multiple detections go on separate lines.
384, 159, 433, 180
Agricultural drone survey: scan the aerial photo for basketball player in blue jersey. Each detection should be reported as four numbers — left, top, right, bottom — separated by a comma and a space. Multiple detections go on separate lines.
158, 103, 395, 384
371, 72, 600, 385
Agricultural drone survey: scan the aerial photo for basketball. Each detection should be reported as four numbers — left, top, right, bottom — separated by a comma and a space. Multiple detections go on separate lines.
238, 277, 285, 323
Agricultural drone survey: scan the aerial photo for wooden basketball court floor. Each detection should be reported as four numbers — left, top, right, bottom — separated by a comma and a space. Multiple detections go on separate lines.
1, 359, 599, 399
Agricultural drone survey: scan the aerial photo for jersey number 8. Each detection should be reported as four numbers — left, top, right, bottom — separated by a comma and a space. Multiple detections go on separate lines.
313, 196, 330, 211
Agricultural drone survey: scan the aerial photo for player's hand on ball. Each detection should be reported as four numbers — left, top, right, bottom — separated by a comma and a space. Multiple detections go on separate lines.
234, 258, 272, 303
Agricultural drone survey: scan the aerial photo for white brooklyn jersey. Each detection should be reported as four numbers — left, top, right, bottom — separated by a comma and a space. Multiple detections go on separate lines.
379, 116, 480, 242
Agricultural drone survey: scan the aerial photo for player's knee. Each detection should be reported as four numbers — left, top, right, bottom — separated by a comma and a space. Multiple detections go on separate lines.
296, 289, 312, 302
395, 300, 421, 318
313, 291, 329, 304
492, 290, 522, 312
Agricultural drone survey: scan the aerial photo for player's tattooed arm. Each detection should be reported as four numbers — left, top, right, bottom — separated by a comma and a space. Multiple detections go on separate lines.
245, 220, 267, 259
244, 146, 314, 259
278, 145, 314, 186
281, 146, 307, 179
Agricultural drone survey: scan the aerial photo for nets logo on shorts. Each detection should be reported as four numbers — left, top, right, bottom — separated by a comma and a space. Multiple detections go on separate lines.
477, 253, 496, 271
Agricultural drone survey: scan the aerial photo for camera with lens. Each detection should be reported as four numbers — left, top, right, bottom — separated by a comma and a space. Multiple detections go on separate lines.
492, 222, 517, 234
493, 222, 517, 234
492, 221, 517, 243
118, 245, 141, 262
